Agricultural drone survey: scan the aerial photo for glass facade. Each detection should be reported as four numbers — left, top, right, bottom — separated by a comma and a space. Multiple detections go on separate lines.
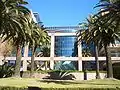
54, 29, 78, 70
55, 36, 77, 57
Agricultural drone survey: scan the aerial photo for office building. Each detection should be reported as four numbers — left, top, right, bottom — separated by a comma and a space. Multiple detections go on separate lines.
1, 12, 120, 72
46, 27, 79, 70
33, 12, 42, 26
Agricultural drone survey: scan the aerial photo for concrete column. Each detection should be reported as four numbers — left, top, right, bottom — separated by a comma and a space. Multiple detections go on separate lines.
50, 33, 55, 70
23, 44, 29, 71
78, 39, 82, 71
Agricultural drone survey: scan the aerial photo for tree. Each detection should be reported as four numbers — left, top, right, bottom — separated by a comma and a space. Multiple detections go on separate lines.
80, 13, 120, 78
0, 0, 32, 77
29, 23, 50, 77
94, 0, 120, 78
77, 16, 101, 79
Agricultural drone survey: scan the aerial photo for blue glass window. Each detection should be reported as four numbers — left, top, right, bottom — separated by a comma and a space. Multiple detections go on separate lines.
55, 36, 78, 57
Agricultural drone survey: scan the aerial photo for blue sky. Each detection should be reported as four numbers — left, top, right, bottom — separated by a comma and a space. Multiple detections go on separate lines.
27, 0, 99, 26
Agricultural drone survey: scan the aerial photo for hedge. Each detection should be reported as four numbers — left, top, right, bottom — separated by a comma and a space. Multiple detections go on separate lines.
0, 86, 120, 90
41, 87, 120, 90
0, 86, 27, 90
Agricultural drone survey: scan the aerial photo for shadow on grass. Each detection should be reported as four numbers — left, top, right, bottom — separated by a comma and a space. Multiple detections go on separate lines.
37, 80, 80, 85
28, 87, 41, 90
37, 79, 120, 86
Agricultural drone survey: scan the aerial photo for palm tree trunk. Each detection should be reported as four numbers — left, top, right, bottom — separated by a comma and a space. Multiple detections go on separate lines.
95, 45, 100, 79
30, 45, 35, 77
14, 45, 22, 77
104, 44, 113, 78
83, 61, 87, 80
45, 61, 47, 70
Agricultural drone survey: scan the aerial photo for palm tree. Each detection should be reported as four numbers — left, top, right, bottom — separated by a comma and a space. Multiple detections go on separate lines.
0, 0, 31, 39
29, 23, 50, 77
77, 16, 101, 79
100, 0, 119, 3
82, 14, 120, 78
29, 22, 41, 77
0, 0, 32, 77
94, 0, 120, 78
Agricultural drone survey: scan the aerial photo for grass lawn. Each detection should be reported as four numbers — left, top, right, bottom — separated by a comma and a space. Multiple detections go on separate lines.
0, 78, 120, 89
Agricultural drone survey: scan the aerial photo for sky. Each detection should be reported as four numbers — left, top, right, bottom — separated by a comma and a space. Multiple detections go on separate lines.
27, 0, 99, 27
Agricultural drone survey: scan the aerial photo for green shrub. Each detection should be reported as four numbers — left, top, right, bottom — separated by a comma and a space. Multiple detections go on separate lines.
0, 86, 27, 90
43, 70, 75, 80
0, 62, 14, 78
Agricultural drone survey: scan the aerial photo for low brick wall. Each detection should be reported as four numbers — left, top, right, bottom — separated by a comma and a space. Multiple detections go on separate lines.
22, 71, 106, 80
